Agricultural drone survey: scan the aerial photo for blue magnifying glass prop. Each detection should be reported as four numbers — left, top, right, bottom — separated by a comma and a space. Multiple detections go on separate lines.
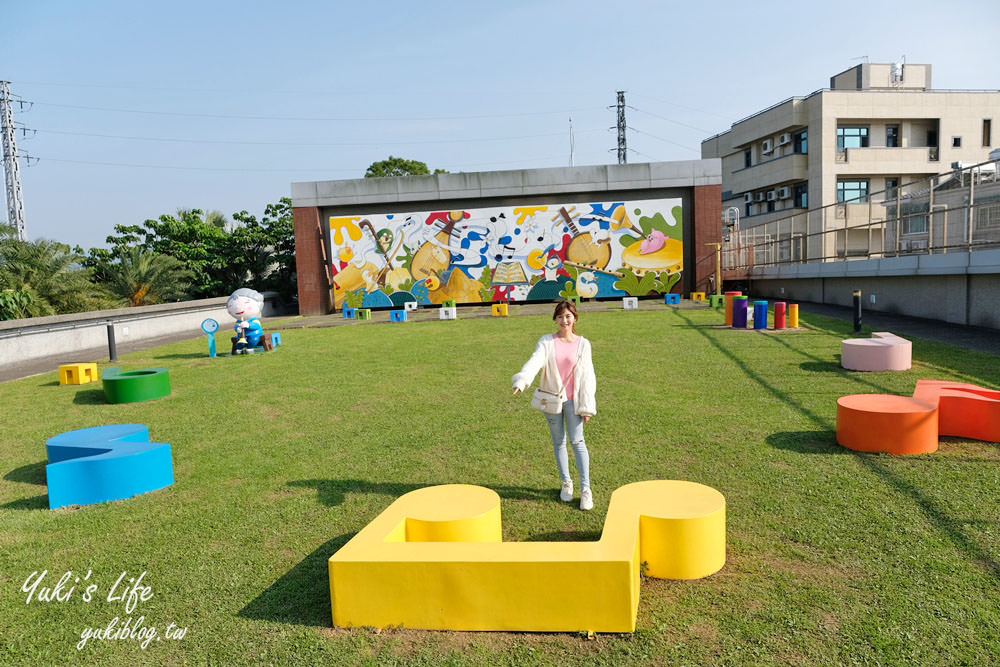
200, 318, 220, 358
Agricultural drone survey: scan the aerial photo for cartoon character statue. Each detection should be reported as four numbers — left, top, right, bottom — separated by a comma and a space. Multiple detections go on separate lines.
227, 288, 265, 355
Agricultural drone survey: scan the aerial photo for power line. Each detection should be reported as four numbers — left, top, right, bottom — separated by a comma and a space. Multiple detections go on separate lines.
628, 92, 735, 121
626, 105, 713, 133
29, 153, 584, 174
34, 126, 605, 147
628, 126, 700, 153
15, 80, 601, 99
31, 100, 606, 123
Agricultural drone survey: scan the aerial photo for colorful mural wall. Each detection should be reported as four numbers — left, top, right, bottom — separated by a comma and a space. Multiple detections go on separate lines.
327, 199, 683, 309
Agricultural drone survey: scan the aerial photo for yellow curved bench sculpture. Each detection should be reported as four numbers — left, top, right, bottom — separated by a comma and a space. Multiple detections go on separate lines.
328, 480, 725, 632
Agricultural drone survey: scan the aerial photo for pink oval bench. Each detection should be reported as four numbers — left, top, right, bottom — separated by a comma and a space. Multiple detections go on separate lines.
841, 332, 911, 371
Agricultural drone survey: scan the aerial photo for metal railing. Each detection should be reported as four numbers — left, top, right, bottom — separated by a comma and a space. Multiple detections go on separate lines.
722, 159, 1000, 271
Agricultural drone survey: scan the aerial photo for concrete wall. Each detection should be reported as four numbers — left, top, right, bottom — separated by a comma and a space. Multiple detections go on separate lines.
0, 294, 282, 367
745, 248, 1000, 330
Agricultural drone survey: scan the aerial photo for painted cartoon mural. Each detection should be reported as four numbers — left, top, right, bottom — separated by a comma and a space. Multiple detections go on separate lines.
327, 199, 683, 309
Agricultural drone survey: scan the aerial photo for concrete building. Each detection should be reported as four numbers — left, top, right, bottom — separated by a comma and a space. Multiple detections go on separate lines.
701, 63, 1000, 262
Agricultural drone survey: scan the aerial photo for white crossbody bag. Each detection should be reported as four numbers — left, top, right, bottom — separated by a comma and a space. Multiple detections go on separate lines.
530, 343, 582, 414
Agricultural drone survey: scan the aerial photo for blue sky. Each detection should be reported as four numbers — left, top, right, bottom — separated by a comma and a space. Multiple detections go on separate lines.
3, 0, 998, 249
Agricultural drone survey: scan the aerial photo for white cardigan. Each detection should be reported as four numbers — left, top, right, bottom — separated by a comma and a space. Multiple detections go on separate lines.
512, 334, 597, 417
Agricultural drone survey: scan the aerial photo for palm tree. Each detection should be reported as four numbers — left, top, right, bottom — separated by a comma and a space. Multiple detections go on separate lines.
102, 247, 194, 306
0, 227, 109, 316
176, 208, 231, 232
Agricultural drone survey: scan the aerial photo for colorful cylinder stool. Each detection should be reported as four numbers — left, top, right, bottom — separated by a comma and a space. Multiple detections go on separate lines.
773, 302, 787, 329
732, 296, 748, 328
788, 304, 799, 328
723, 291, 742, 326
753, 301, 768, 330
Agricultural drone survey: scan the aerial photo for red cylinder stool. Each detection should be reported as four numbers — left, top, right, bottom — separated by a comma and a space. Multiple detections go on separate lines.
773, 302, 786, 329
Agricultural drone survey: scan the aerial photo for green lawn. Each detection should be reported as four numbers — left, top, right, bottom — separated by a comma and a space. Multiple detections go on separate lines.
2, 305, 998, 665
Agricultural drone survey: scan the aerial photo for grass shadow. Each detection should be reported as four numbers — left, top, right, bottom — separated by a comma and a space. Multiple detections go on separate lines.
4, 460, 47, 485
288, 479, 422, 507
523, 530, 601, 542
238, 532, 352, 627
72, 389, 107, 405
289, 479, 566, 508
799, 360, 846, 373
677, 309, 1000, 586
153, 352, 209, 360
766, 430, 842, 455
1, 494, 49, 510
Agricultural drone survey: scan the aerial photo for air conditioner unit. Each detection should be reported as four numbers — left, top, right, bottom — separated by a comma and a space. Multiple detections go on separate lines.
766, 190, 777, 201
754, 192, 765, 202
761, 139, 773, 154
744, 193, 753, 203
777, 186, 792, 199
778, 133, 791, 146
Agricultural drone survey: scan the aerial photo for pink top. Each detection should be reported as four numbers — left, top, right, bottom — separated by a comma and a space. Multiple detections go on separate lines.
553, 334, 581, 400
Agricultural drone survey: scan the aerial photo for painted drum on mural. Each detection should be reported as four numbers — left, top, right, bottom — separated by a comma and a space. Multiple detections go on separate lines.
327, 199, 683, 309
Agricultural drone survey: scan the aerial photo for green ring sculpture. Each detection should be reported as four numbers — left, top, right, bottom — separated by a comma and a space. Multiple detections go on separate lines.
102, 368, 171, 404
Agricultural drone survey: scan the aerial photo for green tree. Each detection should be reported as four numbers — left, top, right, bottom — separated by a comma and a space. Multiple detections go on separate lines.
228, 197, 296, 302
0, 288, 33, 320
95, 209, 229, 298
83, 199, 296, 303
0, 226, 111, 317
101, 247, 194, 307
364, 156, 448, 178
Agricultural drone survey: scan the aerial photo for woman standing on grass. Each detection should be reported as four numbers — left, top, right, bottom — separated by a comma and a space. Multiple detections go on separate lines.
512, 300, 597, 510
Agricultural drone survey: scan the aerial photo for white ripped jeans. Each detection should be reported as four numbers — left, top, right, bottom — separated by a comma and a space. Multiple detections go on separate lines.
544, 399, 590, 490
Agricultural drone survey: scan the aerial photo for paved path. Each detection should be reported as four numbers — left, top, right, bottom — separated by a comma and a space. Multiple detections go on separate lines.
792, 301, 998, 355
2, 300, 995, 384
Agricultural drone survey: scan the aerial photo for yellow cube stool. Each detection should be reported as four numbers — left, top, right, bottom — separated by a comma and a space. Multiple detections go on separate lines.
690, 291, 706, 302
59, 363, 99, 386
329, 480, 725, 632
491, 303, 509, 317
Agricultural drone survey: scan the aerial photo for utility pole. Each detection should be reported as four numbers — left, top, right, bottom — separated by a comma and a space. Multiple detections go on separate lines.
569, 117, 575, 166
616, 91, 627, 165
1, 81, 26, 239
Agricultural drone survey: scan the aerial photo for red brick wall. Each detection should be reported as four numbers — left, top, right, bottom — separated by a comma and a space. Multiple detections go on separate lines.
293, 206, 331, 315
692, 184, 722, 295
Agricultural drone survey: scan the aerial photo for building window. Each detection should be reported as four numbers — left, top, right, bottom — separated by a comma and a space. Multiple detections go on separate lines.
952, 136, 962, 148
837, 179, 869, 203
977, 203, 1000, 229
793, 130, 807, 154
767, 200, 776, 213
984, 119, 992, 147
793, 182, 808, 208
903, 215, 928, 235
744, 149, 752, 168
837, 126, 869, 149
886, 125, 899, 147
745, 203, 752, 218
885, 177, 898, 199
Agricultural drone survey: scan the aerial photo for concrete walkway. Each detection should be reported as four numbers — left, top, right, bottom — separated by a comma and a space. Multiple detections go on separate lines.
2, 299, 995, 384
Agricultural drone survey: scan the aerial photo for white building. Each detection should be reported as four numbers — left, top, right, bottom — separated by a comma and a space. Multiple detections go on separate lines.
702, 63, 1000, 262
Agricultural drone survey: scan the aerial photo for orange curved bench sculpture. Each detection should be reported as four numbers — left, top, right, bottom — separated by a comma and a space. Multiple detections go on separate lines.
837, 380, 1000, 455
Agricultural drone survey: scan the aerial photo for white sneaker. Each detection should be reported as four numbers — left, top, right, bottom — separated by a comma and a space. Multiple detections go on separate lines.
560, 480, 573, 502
579, 488, 593, 511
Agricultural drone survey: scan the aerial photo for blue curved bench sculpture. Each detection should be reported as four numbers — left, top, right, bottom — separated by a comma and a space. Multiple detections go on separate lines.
45, 424, 174, 510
